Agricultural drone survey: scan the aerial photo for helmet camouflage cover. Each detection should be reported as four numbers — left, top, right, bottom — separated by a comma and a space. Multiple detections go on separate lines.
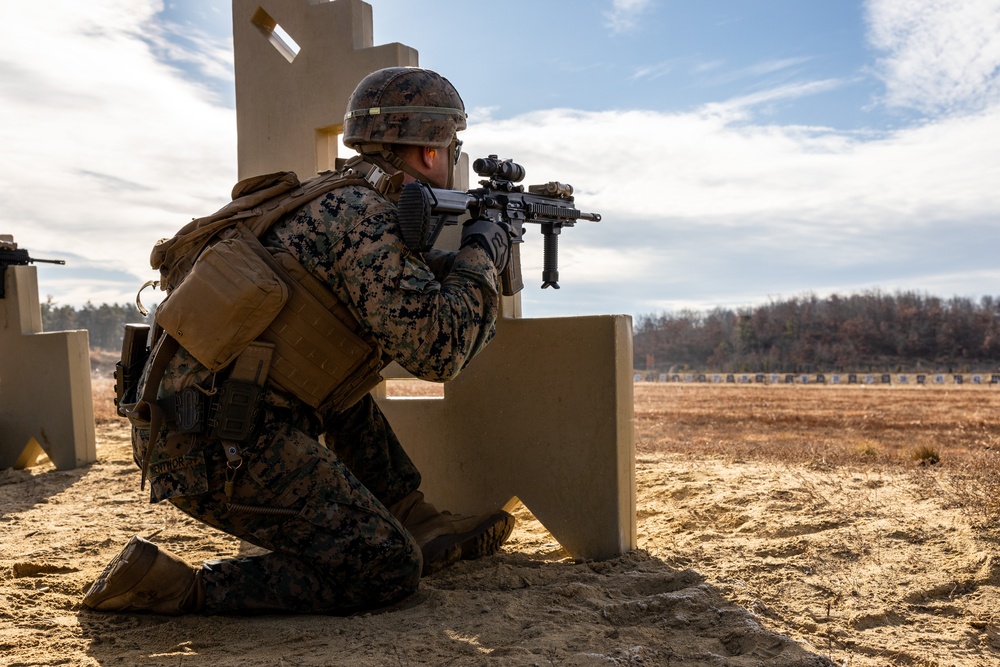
343, 67, 467, 150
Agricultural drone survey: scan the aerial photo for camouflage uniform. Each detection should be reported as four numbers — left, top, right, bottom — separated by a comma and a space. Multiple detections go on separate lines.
133, 180, 500, 614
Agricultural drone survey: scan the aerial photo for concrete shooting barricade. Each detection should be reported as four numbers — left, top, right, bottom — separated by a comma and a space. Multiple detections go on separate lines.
0, 235, 96, 470
232, 0, 636, 561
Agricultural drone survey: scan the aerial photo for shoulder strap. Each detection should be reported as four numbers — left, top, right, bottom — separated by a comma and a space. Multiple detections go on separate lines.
127, 334, 180, 490
244, 169, 370, 238
152, 158, 399, 291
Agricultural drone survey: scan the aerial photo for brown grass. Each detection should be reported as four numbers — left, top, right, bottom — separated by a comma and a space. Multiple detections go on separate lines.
92, 375, 1000, 527
634, 383, 1000, 527
91, 376, 118, 424
634, 383, 1000, 465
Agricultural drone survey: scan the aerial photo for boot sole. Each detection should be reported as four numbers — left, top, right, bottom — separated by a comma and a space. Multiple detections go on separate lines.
460, 511, 515, 560
420, 511, 516, 576
82, 536, 159, 610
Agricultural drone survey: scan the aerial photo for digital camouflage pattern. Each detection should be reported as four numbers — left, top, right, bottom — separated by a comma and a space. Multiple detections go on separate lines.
343, 67, 467, 149
266, 183, 499, 382
131, 178, 501, 614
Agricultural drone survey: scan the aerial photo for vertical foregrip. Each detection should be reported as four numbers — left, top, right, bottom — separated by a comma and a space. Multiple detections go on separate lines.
541, 224, 561, 289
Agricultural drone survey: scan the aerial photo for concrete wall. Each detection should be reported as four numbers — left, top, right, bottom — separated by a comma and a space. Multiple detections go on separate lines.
231, 0, 635, 560
0, 260, 95, 470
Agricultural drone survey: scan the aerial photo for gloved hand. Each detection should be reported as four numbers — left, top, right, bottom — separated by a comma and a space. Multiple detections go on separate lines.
460, 217, 514, 271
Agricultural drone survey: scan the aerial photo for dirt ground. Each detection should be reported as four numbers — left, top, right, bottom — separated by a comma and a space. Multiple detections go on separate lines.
2, 383, 1000, 666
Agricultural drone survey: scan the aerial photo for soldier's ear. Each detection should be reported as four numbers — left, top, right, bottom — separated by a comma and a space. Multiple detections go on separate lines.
423, 146, 437, 168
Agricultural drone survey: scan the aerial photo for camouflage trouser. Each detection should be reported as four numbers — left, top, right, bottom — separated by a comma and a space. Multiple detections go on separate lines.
323, 393, 421, 508
166, 395, 422, 614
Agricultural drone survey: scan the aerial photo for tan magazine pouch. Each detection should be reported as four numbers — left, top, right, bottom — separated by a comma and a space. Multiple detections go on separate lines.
155, 228, 289, 372
231, 225, 384, 411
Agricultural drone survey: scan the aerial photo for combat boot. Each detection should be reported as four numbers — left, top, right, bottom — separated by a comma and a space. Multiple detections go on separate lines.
389, 490, 515, 575
82, 536, 205, 615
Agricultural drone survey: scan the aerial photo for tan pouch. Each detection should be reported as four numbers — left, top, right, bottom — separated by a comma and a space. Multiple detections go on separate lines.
155, 230, 289, 372
256, 246, 385, 410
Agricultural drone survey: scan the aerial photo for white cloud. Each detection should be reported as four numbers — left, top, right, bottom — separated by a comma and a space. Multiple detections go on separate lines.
464, 98, 1000, 314
146, 18, 235, 86
3, 0, 999, 319
866, 0, 1000, 115
0, 1, 237, 306
605, 0, 655, 34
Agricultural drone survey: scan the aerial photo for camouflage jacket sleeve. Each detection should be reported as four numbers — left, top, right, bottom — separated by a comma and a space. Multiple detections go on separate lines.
269, 185, 500, 382
422, 249, 457, 280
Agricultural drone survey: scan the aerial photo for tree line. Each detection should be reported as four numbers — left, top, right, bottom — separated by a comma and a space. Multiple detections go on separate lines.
41, 290, 1000, 374
41, 299, 151, 350
634, 291, 1000, 373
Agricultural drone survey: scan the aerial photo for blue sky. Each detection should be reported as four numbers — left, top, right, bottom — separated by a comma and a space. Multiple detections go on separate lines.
2, 0, 999, 319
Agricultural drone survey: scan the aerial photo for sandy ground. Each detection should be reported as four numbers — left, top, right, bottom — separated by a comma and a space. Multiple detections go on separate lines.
2, 384, 1000, 666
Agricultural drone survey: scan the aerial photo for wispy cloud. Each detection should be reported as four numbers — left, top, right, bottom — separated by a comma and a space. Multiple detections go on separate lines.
145, 18, 235, 87
4, 0, 1000, 320
743, 56, 814, 78
703, 78, 850, 120
464, 98, 1000, 315
631, 55, 816, 94
700, 56, 815, 88
605, 0, 655, 34
630, 60, 680, 81
0, 1, 237, 306
866, 0, 1000, 115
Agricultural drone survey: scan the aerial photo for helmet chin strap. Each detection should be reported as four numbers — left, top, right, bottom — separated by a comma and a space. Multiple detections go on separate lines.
357, 143, 455, 189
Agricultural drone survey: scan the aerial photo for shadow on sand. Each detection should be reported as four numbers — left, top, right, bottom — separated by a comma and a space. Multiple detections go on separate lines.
78, 549, 834, 666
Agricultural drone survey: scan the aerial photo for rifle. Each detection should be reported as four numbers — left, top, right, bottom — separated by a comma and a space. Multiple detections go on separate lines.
397, 155, 601, 296
0, 242, 66, 299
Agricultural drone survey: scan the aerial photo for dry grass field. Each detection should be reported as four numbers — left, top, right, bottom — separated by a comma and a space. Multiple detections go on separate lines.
631, 383, 1000, 665
1, 378, 999, 665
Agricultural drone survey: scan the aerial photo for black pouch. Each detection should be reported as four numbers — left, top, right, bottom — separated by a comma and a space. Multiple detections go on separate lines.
164, 386, 209, 434
209, 379, 265, 443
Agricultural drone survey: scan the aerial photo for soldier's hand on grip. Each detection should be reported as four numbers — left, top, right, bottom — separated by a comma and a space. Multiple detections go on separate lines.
461, 218, 514, 272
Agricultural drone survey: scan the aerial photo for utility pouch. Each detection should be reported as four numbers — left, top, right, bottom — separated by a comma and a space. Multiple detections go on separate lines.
154, 227, 289, 372
234, 226, 384, 412
167, 386, 209, 434
208, 342, 273, 443
209, 380, 265, 443
114, 323, 151, 416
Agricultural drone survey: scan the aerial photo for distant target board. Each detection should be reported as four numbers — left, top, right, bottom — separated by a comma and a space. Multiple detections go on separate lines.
633, 371, 992, 386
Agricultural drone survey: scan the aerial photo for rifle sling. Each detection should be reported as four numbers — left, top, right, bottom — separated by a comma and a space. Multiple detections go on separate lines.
133, 334, 180, 491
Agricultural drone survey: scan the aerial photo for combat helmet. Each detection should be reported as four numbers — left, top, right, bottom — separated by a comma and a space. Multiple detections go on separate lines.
343, 67, 466, 187
344, 67, 466, 150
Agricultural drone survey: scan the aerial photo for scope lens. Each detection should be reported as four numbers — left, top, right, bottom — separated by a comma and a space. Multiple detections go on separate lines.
473, 157, 499, 176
